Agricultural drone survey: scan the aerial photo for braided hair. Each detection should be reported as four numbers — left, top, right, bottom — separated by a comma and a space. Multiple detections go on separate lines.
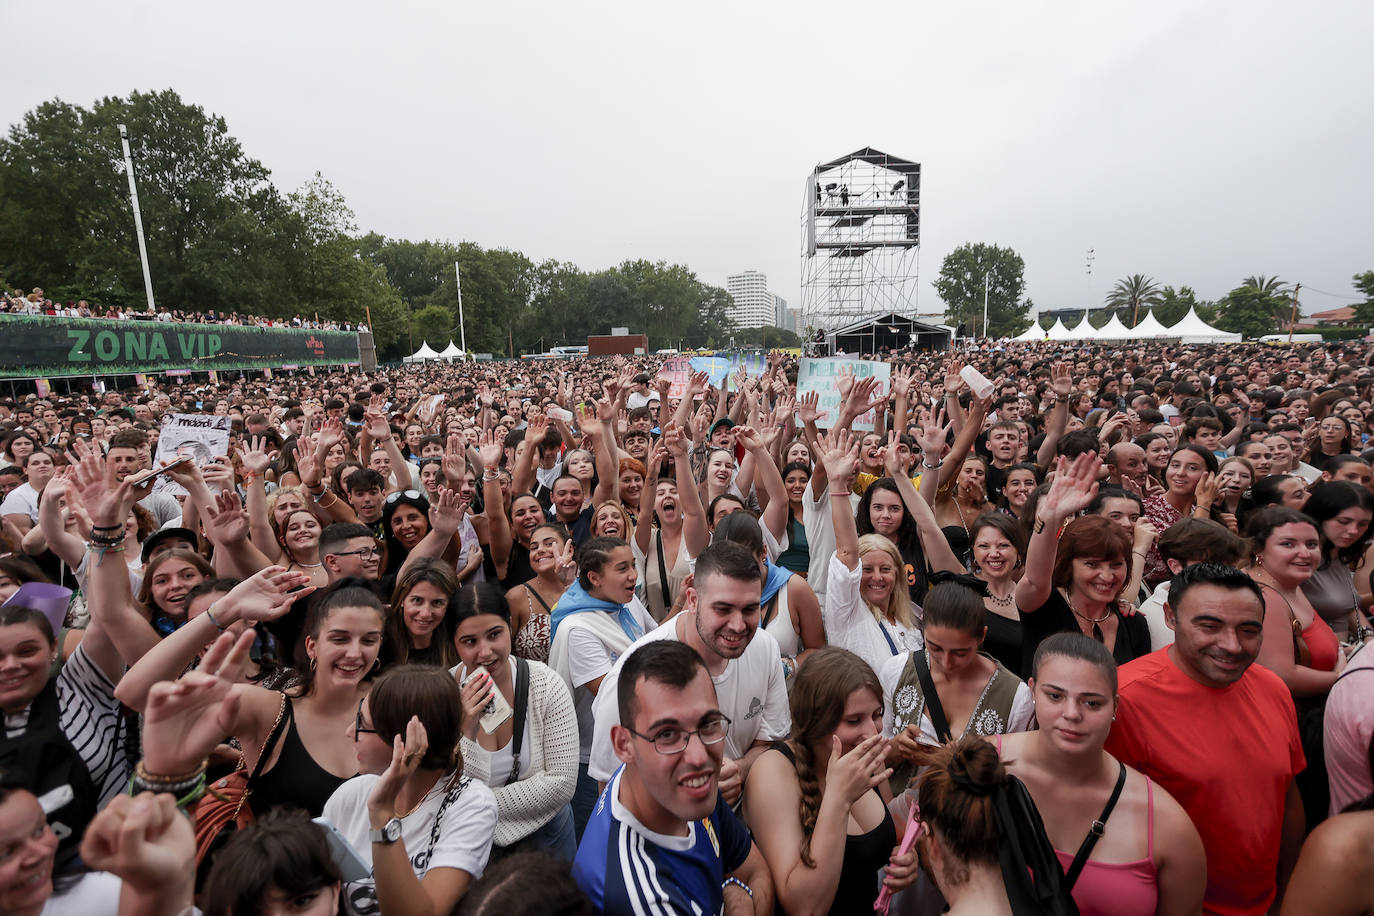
785, 648, 883, 867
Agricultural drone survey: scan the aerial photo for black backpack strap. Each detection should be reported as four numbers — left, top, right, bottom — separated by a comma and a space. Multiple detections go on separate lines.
1064, 763, 1128, 889
761, 590, 781, 630
912, 651, 953, 743
505, 659, 531, 786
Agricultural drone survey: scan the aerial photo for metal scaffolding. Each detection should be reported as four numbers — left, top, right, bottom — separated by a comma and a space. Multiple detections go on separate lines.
800, 147, 921, 333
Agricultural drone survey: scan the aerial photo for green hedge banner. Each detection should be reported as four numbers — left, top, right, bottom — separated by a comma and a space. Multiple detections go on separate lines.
0, 315, 360, 378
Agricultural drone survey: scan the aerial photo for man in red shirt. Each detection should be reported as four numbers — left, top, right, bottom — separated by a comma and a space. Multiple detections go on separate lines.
1105, 563, 1306, 916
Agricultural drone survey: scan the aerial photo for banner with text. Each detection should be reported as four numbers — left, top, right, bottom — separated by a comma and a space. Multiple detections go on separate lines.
796, 357, 891, 432
153, 414, 232, 497
0, 315, 360, 378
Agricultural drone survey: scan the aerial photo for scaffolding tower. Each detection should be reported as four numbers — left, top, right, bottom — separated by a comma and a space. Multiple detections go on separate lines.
800, 148, 921, 333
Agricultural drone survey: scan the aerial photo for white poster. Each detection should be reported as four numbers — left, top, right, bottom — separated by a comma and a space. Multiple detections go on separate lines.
153, 414, 232, 496
796, 357, 891, 432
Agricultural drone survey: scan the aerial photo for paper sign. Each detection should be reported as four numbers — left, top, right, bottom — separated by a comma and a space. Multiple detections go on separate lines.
153, 414, 232, 497
134, 373, 148, 388
796, 357, 891, 432
687, 351, 767, 386
207, 369, 219, 385
657, 358, 692, 399
34, 379, 50, 398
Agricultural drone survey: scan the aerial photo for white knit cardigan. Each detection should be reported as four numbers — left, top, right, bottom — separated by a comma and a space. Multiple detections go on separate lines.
458, 659, 579, 847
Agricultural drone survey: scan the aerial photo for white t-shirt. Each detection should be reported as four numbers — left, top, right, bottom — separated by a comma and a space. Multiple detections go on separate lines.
43, 871, 123, 915
587, 612, 791, 782
0, 482, 39, 522
323, 773, 497, 916
453, 659, 532, 786
565, 600, 654, 764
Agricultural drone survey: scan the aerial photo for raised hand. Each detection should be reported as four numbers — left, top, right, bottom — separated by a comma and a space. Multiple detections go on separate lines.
1050, 361, 1074, 398
797, 390, 827, 426
555, 537, 577, 583
816, 427, 860, 486
294, 435, 321, 489
882, 431, 906, 479
1132, 517, 1159, 554
835, 365, 855, 401
685, 371, 709, 398
201, 489, 249, 545
734, 425, 764, 452
1037, 453, 1101, 522
363, 409, 390, 441
662, 424, 689, 458
80, 793, 195, 899
315, 417, 346, 456
443, 433, 468, 484
428, 486, 465, 536
943, 358, 966, 394
913, 406, 950, 458
476, 430, 503, 471
645, 443, 668, 482
891, 366, 913, 399
235, 436, 273, 477
575, 401, 602, 437
68, 439, 146, 528
220, 566, 314, 623
141, 629, 255, 776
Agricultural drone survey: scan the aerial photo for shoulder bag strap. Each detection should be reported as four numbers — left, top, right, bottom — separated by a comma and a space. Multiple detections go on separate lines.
505, 659, 531, 786
877, 621, 900, 657
523, 583, 553, 615
761, 590, 781, 630
248, 693, 290, 781
912, 652, 953, 743
656, 530, 672, 611
1064, 763, 1128, 889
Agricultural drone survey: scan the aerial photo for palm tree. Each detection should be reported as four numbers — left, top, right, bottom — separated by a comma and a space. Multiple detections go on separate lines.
1240, 275, 1296, 327
1104, 274, 1163, 326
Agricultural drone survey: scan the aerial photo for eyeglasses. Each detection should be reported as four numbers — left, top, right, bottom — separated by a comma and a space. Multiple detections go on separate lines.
354, 699, 377, 742
332, 545, 382, 560
385, 489, 423, 505
627, 713, 732, 755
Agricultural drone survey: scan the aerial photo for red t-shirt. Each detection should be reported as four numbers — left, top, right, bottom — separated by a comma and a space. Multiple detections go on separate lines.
1104, 648, 1304, 916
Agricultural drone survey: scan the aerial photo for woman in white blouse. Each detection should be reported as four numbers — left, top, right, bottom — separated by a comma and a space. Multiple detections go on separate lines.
452, 582, 579, 859
816, 428, 924, 674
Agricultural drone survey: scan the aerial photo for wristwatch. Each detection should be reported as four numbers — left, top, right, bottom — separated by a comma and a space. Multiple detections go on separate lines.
370, 817, 403, 845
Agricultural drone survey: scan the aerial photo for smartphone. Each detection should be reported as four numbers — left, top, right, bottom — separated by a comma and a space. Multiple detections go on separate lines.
311, 816, 372, 882
461, 668, 513, 733
126, 454, 193, 487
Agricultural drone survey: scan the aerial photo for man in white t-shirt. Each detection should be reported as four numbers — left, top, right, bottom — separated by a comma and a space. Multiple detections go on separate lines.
588, 540, 790, 806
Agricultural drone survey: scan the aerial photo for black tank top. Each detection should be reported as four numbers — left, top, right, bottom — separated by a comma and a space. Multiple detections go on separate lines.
249, 698, 354, 817
771, 742, 897, 914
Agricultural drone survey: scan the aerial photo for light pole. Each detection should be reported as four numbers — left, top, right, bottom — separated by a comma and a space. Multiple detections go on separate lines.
982, 272, 990, 338
118, 125, 156, 312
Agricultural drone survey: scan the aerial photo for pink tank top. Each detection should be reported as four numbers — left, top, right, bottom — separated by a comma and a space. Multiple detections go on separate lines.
994, 735, 1159, 916
1053, 776, 1158, 916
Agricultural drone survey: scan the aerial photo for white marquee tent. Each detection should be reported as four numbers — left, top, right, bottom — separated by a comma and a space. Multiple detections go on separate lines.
1014, 323, 1047, 341
1167, 307, 1241, 344
1068, 314, 1100, 341
1130, 310, 1171, 339
438, 340, 464, 361
1096, 314, 1133, 339
1045, 318, 1074, 341
403, 341, 441, 363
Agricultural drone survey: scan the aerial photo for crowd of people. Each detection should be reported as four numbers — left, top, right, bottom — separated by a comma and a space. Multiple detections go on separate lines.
0, 337, 1370, 913
0, 287, 356, 330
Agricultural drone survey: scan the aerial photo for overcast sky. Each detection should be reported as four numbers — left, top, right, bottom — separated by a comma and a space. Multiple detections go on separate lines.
6, 0, 1372, 324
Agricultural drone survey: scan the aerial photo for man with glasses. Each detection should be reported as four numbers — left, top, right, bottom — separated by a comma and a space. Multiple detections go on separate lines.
319, 523, 383, 583
574, 640, 774, 915
588, 540, 790, 808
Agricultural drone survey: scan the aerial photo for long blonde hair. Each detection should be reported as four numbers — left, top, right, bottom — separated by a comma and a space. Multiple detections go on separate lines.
856, 533, 916, 629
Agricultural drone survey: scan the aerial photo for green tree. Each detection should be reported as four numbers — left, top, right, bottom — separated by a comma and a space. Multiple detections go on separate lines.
934, 243, 1029, 337
1154, 285, 1216, 328
1352, 271, 1374, 326
1104, 274, 1162, 326
410, 304, 455, 351
1215, 283, 1287, 338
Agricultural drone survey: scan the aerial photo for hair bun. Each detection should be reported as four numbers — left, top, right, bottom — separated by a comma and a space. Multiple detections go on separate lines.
947, 738, 1004, 797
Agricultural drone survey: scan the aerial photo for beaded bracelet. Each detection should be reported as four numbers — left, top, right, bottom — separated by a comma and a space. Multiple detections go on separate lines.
135, 759, 207, 787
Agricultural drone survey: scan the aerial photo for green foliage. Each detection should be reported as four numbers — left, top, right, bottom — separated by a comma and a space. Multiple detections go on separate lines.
933, 243, 1029, 337
1154, 285, 1218, 327
732, 326, 802, 349
1215, 283, 1288, 338
1104, 274, 1162, 325
1351, 271, 1374, 326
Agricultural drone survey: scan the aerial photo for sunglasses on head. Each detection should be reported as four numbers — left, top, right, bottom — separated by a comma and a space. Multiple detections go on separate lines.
385, 489, 424, 505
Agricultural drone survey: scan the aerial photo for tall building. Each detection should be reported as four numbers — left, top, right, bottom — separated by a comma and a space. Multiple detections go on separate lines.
773, 295, 789, 328
726, 270, 775, 329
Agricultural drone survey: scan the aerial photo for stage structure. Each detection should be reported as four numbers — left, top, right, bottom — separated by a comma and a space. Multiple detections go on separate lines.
801, 147, 921, 333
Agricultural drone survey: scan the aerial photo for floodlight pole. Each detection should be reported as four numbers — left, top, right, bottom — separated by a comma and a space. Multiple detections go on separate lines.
455, 262, 467, 360
118, 125, 156, 312
982, 272, 990, 338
